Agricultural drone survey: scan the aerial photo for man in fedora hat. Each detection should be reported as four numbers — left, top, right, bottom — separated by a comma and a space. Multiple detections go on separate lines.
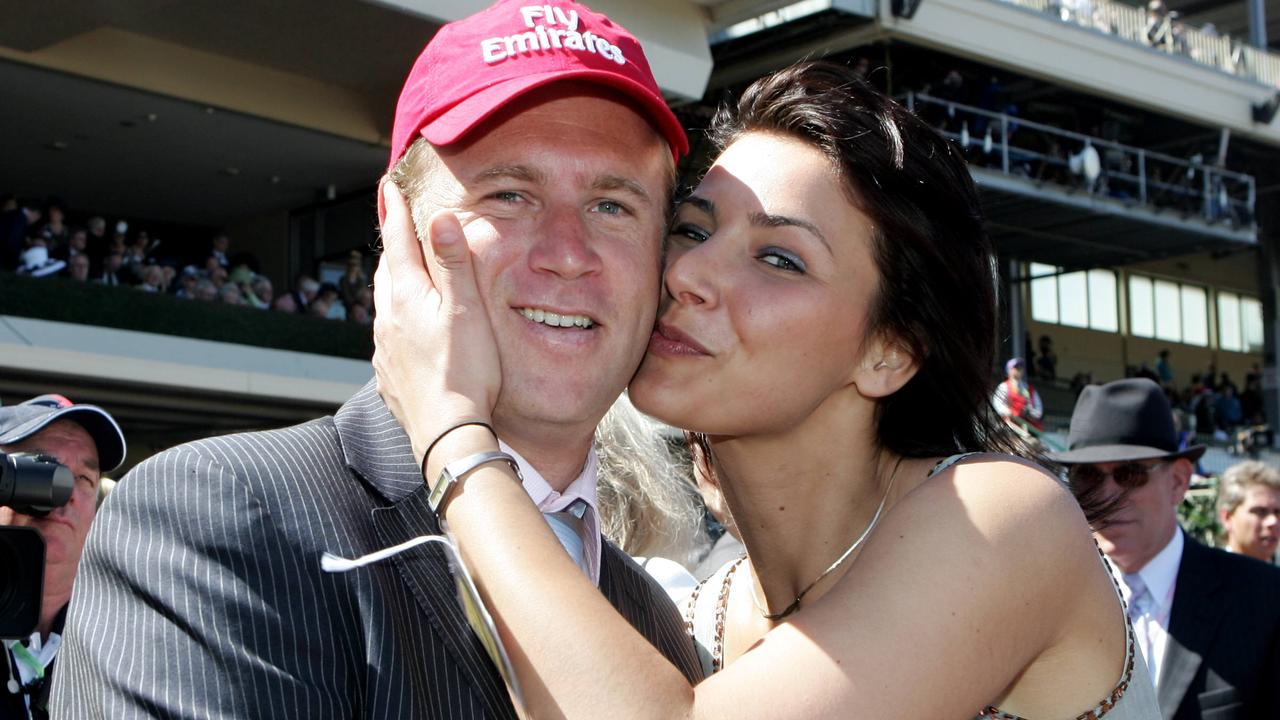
1052, 378, 1280, 720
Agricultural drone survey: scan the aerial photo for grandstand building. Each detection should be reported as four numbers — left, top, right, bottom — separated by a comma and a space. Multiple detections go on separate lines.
2, 0, 1278, 471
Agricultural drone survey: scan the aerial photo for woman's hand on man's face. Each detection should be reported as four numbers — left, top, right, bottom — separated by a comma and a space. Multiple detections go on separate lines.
372, 180, 502, 465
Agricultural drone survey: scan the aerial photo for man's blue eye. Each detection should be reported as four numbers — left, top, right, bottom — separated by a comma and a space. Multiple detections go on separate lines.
595, 200, 625, 215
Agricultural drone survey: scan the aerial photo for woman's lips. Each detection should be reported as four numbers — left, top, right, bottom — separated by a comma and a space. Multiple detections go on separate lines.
649, 322, 711, 356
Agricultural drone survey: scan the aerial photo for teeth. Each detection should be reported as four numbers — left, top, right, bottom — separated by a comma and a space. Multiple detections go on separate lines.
520, 307, 594, 329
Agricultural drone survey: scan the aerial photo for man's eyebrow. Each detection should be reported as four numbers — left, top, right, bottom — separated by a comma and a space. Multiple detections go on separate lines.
749, 211, 831, 254
593, 175, 653, 206
471, 164, 546, 185
23, 445, 100, 473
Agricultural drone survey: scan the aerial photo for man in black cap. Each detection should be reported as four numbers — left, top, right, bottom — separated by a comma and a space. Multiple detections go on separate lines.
0, 394, 126, 720
1052, 378, 1280, 720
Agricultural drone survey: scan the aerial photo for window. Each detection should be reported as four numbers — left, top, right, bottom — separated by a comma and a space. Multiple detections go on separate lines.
1219, 292, 1265, 352
1028, 263, 1117, 332
1128, 275, 1209, 347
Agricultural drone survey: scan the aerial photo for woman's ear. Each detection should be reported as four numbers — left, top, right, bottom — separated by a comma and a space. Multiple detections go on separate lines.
852, 336, 919, 399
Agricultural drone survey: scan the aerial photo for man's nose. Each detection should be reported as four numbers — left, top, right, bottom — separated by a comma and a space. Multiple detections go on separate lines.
528, 207, 601, 280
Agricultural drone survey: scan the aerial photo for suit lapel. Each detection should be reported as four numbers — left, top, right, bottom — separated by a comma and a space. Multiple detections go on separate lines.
336, 381, 515, 720
1158, 534, 1226, 718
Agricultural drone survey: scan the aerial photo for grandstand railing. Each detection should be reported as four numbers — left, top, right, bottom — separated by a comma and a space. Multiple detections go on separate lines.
903, 91, 1258, 227
996, 0, 1280, 87
0, 272, 373, 360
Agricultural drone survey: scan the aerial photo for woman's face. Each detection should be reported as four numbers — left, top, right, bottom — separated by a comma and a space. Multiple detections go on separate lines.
631, 132, 883, 436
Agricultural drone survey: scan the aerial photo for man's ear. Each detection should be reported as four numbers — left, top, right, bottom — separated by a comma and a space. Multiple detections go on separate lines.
1170, 458, 1194, 505
376, 176, 390, 226
851, 336, 919, 399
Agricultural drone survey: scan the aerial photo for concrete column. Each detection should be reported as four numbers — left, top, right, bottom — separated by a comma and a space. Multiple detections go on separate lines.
1250, 0, 1268, 50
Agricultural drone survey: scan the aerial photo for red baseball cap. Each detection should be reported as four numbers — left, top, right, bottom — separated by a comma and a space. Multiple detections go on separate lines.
388, 0, 688, 170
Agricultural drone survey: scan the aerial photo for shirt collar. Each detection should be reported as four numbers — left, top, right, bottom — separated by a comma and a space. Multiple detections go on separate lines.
498, 440, 602, 585
1134, 527, 1183, 612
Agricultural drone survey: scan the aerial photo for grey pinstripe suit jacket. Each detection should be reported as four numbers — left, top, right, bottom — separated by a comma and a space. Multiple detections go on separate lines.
51, 381, 702, 718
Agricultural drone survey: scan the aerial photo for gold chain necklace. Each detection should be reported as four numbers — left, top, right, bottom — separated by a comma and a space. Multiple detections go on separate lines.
745, 455, 904, 621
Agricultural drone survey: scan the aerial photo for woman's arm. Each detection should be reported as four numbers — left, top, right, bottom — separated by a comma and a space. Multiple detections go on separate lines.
373, 182, 1111, 719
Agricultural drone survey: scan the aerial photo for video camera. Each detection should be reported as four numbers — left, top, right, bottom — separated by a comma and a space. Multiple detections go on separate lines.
0, 452, 73, 639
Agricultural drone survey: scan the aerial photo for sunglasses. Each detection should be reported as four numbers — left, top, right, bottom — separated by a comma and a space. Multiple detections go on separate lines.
1068, 460, 1172, 489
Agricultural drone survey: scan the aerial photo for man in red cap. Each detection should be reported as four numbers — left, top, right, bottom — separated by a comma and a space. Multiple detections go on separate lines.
54, 2, 700, 717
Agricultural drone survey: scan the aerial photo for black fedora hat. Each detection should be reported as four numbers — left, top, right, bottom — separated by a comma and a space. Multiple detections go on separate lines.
1049, 378, 1205, 465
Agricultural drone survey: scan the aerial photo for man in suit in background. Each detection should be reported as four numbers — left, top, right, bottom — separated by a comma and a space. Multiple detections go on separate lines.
1052, 378, 1280, 720
52, 1, 701, 717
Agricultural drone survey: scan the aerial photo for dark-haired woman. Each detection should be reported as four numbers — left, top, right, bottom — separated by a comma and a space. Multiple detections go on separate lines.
372, 62, 1159, 718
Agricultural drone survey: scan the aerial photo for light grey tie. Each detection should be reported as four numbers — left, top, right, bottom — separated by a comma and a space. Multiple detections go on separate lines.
1123, 572, 1158, 685
544, 502, 588, 575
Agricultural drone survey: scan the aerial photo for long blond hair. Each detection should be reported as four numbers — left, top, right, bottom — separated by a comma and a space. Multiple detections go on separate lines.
594, 393, 709, 568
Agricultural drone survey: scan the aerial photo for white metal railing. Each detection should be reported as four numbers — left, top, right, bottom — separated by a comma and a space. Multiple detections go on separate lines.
997, 0, 1280, 87
903, 91, 1258, 227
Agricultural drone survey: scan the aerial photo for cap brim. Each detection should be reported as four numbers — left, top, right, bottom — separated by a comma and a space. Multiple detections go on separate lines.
423, 68, 688, 160
1048, 443, 1207, 465
0, 405, 127, 473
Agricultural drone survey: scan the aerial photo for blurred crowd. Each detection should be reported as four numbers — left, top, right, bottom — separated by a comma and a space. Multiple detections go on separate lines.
0, 194, 372, 326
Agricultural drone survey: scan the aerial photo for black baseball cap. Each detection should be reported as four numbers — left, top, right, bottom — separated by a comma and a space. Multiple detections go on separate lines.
0, 394, 126, 473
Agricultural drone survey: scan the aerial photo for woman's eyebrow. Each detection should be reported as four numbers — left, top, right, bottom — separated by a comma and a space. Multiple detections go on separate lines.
680, 195, 715, 216
749, 211, 831, 254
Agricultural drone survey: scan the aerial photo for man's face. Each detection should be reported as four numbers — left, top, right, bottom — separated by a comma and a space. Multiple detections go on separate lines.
1222, 484, 1280, 562
1087, 458, 1190, 573
69, 254, 90, 281
407, 86, 671, 436
0, 421, 101, 583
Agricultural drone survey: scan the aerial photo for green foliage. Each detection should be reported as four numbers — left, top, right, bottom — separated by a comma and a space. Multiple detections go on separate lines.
1179, 484, 1222, 547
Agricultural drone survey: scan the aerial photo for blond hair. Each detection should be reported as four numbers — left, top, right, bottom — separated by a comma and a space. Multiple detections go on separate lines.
594, 394, 709, 568
1218, 460, 1280, 516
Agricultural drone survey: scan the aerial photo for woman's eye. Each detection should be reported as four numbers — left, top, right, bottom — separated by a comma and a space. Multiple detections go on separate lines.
669, 223, 709, 243
760, 250, 805, 273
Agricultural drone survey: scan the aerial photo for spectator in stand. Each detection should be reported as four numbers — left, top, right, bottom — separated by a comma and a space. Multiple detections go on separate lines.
1241, 370, 1264, 424
348, 303, 371, 326
60, 228, 88, 264
193, 279, 218, 302
17, 245, 66, 277
218, 283, 243, 306
136, 264, 165, 293
85, 216, 107, 259
1214, 384, 1243, 433
1052, 378, 1280, 716
39, 201, 70, 252
247, 275, 273, 310
95, 250, 125, 287
290, 275, 319, 313
270, 294, 297, 313
1154, 349, 1174, 387
317, 282, 346, 320
1218, 460, 1280, 563
66, 253, 91, 282
173, 267, 200, 299
306, 296, 330, 319
207, 265, 228, 290
338, 249, 368, 309
1035, 335, 1058, 381
1, 193, 31, 269
992, 357, 1044, 433
209, 234, 230, 269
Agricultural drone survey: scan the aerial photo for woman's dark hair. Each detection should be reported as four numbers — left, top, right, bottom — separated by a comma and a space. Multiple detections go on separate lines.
692, 62, 1113, 519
